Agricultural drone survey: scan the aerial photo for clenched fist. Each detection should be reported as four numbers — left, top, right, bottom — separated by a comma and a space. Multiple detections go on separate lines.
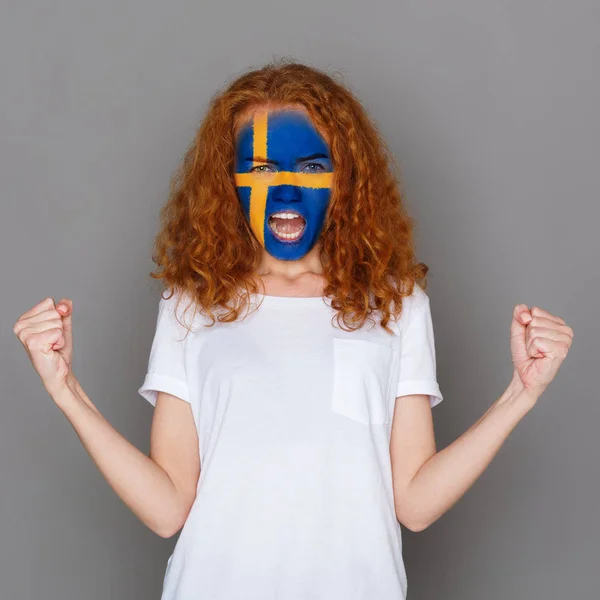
510, 304, 574, 404
14, 297, 74, 399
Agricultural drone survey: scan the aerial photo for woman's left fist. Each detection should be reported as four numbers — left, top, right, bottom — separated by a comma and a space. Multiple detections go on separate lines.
510, 304, 574, 403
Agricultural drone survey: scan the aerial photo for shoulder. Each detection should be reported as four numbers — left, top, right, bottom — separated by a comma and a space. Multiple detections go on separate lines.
158, 288, 187, 322
407, 282, 430, 310
158, 288, 208, 335
396, 281, 430, 322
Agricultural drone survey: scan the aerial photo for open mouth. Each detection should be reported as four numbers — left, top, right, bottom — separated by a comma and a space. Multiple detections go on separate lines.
267, 210, 306, 242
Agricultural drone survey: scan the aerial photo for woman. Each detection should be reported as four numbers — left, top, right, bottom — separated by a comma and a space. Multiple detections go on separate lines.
14, 60, 573, 599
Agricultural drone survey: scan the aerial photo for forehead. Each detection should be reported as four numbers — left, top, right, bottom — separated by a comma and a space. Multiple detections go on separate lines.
234, 107, 329, 153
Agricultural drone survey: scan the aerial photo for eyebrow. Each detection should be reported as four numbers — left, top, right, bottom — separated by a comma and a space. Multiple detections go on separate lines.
245, 153, 330, 165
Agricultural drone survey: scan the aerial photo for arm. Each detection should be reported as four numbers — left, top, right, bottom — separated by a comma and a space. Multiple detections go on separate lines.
14, 295, 200, 538
391, 303, 573, 532
391, 371, 531, 532
54, 376, 199, 538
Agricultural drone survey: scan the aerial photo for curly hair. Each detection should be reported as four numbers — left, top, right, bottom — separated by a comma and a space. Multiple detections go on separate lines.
148, 57, 429, 334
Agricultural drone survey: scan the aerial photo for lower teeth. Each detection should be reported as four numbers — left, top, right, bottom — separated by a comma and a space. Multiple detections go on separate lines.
270, 222, 304, 239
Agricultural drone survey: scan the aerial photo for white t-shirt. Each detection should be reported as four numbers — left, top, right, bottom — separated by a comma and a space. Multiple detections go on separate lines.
138, 284, 443, 600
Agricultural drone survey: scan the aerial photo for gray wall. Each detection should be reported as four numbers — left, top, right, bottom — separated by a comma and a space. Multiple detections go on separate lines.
2, 1, 598, 598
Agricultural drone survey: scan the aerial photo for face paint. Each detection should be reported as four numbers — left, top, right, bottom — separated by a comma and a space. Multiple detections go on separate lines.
234, 108, 333, 261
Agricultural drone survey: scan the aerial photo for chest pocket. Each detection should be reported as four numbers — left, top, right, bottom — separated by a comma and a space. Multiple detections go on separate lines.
331, 338, 396, 425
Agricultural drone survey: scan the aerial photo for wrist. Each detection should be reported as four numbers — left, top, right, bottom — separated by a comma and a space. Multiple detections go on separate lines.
505, 369, 539, 412
48, 373, 81, 408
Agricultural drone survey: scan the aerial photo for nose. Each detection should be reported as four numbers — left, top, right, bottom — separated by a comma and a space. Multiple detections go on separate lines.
272, 184, 301, 204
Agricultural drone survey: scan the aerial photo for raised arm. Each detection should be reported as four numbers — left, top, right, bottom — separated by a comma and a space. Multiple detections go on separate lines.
14, 297, 199, 538
391, 303, 573, 532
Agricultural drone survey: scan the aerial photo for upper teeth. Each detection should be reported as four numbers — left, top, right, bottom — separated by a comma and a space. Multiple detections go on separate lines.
270, 212, 302, 219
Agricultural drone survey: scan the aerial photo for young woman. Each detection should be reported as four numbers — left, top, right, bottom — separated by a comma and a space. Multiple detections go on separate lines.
14, 60, 573, 600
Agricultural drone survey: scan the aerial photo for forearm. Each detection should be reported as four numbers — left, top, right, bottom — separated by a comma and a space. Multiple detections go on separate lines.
404, 371, 536, 531
52, 377, 185, 537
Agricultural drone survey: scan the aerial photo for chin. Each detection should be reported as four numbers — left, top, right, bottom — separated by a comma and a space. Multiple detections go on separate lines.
265, 241, 313, 261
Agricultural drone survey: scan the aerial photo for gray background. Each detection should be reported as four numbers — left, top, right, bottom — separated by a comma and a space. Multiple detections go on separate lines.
2, 1, 598, 598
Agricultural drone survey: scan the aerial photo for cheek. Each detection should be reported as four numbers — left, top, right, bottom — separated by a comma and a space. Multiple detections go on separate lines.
235, 186, 252, 219
304, 189, 332, 213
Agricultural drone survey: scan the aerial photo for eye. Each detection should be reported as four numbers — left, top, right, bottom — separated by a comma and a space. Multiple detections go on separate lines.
250, 164, 274, 173
302, 162, 327, 173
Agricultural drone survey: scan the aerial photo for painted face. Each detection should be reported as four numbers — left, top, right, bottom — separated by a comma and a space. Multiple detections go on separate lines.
234, 108, 333, 261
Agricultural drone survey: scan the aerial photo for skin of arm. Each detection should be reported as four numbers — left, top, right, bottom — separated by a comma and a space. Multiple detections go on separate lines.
390, 370, 531, 532
54, 377, 200, 538
390, 302, 573, 532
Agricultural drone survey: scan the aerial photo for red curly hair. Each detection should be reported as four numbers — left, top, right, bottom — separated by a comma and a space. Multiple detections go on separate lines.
149, 58, 429, 334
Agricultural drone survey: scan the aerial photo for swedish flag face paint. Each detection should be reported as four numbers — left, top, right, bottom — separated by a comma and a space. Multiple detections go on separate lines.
234, 108, 333, 261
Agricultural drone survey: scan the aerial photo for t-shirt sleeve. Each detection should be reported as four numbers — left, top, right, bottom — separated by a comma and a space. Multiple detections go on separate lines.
137, 292, 190, 407
395, 284, 444, 408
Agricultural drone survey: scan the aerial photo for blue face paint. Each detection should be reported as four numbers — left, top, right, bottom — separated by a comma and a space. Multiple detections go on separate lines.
234, 108, 333, 261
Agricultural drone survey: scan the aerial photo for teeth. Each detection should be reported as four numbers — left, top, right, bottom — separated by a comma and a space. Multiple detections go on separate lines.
270, 212, 303, 220
270, 224, 304, 239
269, 219, 305, 240
268, 211, 305, 241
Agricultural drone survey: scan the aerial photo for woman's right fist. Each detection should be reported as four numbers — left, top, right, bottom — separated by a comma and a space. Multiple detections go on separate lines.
14, 297, 74, 398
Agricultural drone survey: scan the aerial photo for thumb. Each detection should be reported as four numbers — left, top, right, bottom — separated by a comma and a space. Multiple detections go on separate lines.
510, 303, 531, 364
56, 298, 74, 358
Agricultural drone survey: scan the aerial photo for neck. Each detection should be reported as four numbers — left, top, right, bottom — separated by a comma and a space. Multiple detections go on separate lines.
253, 242, 326, 295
